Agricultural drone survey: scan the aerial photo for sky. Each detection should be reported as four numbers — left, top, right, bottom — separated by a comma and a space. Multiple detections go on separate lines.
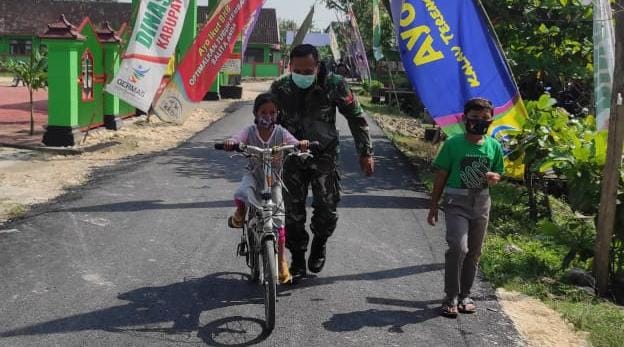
117, 0, 335, 31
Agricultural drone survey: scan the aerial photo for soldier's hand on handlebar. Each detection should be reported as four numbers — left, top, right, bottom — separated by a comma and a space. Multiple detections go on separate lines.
297, 140, 309, 152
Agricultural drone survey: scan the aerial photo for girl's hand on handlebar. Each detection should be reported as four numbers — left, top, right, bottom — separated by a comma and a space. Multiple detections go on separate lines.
224, 139, 238, 151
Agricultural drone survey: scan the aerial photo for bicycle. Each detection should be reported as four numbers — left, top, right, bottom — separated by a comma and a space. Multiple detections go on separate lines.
214, 141, 317, 331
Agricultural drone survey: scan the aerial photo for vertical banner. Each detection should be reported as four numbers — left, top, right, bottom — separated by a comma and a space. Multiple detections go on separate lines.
106, 0, 189, 112
328, 25, 341, 62
594, 0, 615, 130
347, 5, 371, 81
390, 0, 526, 140
372, 0, 384, 61
242, 2, 265, 58
153, 0, 265, 124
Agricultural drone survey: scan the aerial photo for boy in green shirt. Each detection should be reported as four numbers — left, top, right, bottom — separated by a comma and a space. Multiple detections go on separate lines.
428, 98, 505, 318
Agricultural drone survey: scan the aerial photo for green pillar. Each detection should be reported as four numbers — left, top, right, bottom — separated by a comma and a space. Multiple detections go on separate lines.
40, 15, 85, 146
102, 42, 121, 128
45, 40, 80, 127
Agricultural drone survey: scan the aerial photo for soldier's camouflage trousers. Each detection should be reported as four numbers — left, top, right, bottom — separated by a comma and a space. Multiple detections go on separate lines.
282, 154, 341, 253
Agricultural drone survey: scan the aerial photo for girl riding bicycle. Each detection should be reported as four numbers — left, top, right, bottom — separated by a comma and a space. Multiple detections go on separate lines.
223, 92, 309, 284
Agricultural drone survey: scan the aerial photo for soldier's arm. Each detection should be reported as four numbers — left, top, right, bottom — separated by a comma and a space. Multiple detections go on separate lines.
334, 77, 373, 156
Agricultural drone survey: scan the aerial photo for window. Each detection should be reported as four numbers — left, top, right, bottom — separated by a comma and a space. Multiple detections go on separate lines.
9, 39, 32, 56
245, 48, 264, 63
81, 50, 94, 102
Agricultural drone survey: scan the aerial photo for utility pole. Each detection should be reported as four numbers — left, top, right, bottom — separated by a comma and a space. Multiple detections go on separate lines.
594, 0, 624, 297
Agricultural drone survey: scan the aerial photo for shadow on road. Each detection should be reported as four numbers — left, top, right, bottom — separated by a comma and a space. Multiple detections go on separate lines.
54, 193, 429, 214
323, 297, 442, 333
279, 263, 444, 291
0, 263, 444, 344
0, 272, 270, 346
164, 136, 425, 195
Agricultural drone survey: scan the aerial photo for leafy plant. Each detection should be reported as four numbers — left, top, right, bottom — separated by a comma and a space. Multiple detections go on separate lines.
1, 48, 48, 135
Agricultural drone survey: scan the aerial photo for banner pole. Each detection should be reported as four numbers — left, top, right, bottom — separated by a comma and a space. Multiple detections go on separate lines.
474, 0, 521, 91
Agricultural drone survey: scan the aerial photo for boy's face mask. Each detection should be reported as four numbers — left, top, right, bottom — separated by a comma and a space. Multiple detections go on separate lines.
465, 118, 493, 135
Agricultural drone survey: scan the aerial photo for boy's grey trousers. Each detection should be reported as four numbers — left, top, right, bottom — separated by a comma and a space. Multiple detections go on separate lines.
442, 188, 491, 301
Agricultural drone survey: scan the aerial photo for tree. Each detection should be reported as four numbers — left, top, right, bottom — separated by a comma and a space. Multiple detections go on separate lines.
481, 0, 593, 108
1, 48, 48, 136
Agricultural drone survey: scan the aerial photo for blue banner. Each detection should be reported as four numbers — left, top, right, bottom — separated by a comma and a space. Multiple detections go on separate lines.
390, 0, 526, 136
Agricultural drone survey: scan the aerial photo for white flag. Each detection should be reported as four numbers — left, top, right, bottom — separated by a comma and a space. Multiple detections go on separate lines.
328, 25, 341, 62
106, 0, 189, 112
593, 0, 615, 130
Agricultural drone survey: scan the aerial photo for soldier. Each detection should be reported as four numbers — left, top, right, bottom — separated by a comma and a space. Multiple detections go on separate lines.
270, 44, 374, 280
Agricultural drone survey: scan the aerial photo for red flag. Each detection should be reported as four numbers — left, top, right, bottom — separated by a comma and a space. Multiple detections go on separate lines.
177, 0, 264, 102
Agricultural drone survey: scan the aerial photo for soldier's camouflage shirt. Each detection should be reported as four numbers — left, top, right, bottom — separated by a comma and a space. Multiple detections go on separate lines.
270, 73, 373, 157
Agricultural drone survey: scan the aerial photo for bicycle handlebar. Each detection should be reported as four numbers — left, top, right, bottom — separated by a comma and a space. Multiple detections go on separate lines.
214, 141, 320, 154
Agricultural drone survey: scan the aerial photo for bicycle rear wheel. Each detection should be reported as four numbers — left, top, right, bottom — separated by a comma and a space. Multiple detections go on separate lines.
261, 238, 276, 331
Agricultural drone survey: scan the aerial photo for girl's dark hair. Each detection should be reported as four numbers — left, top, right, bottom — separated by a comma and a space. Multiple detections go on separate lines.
253, 92, 277, 115
289, 44, 329, 86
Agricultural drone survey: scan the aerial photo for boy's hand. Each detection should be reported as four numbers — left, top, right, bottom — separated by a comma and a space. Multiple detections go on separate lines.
298, 140, 309, 152
360, 155, 374, 176
486, 172, 501, 186
427, 205, 439, 226
224, 139, 238, 151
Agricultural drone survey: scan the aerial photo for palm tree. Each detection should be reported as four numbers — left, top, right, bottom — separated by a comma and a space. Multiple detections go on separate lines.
1, 48, 48, 135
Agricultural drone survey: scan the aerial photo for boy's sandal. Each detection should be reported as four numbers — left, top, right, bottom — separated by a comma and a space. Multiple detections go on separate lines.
441, 302, 458, 318
228, 215, 244, 229
458, 297, 476, 314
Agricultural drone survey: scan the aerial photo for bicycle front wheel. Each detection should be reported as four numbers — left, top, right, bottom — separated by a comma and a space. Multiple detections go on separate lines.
261, 238, 276, 331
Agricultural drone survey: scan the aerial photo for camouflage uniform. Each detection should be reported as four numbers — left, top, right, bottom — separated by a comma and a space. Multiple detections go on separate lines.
270, 73, 373, 253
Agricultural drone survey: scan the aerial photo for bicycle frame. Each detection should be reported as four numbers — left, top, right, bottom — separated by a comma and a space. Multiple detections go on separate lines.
216, 140, 314, 331
237, 144, 298, 284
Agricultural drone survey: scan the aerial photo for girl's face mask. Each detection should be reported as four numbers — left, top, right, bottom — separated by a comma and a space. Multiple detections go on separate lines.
255, 103, 278, 129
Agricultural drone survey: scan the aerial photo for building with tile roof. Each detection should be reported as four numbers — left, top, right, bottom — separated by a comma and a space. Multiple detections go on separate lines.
242, 8, 282, 78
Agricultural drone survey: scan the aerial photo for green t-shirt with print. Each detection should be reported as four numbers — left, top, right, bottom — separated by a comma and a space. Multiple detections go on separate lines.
433, 134, 505, 189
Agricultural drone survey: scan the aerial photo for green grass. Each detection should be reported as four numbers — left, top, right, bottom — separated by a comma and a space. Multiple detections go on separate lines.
1, 201, 26, 220
369, 101, 624, 347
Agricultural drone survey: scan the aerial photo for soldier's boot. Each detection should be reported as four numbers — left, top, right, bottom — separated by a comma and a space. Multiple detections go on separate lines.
277, 226, 292, 284
289, 251, 307, 280
308, 237, 327, 273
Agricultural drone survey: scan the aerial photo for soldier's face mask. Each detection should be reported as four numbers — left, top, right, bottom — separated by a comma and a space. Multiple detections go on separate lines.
291, 71, 316, 89
290, 55, 318, 89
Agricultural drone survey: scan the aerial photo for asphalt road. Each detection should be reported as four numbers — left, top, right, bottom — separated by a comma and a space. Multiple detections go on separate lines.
0, 102, 522, 346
